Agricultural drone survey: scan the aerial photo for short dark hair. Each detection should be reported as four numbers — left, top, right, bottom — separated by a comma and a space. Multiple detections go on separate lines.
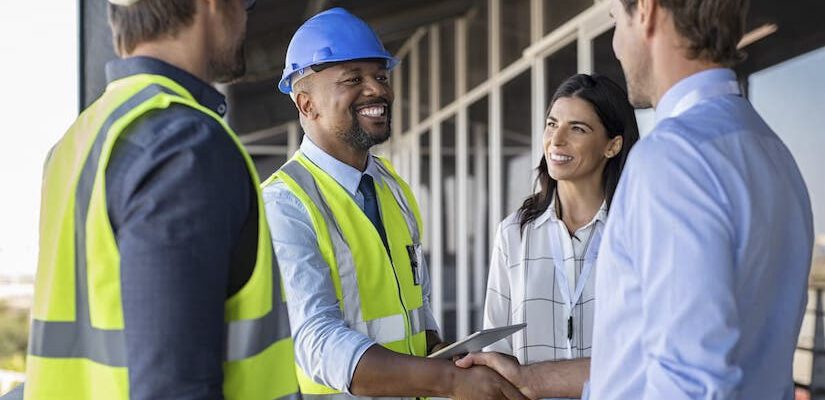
517, 74, 640, 234
620, 0, 749, 66
108, 0, 197, 56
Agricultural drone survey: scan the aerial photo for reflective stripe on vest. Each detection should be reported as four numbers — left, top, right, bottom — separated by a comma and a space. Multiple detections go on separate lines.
280, 159, 427, 343
273, 154, 429, 397
25, 75, 297, 400
29, 84, 173, 367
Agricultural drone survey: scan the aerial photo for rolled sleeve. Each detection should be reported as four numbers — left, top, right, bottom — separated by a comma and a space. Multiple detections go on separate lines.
262, 182, 375, 393
629, 135, 742, 399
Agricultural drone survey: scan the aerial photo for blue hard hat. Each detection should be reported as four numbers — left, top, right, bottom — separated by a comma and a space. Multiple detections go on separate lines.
278, 7, 398, 94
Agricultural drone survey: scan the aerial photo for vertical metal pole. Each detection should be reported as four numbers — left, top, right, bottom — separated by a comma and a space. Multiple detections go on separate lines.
428, 24, 445, 331
813, 289, 825, 399
410, 34, 422, 198
392, 66, 403, 167
488, 0, 504, 255
472, 124, 488, 330
455, 16, 471, 340
531, 59, 546, 169
577, 27, 593, 74
530, 0, 544, 43
530, 0, 546, 169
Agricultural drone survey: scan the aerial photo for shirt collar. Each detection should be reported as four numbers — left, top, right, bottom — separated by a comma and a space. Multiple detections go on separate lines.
654, 68, 738, 124
105, 56, 228, 116
300, 135, 381, 196
533, 189, 608, 229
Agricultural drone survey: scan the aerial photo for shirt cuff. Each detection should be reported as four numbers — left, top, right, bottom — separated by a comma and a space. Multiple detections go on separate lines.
343, 339, 378, 395
424, 310, 440, 335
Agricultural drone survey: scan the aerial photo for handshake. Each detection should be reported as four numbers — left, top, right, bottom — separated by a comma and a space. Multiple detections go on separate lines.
449, 351, 533, 400
445, 351, 588, 400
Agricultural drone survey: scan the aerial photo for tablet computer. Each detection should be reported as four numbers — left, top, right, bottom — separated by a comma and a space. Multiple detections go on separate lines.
427, 323, 526, 359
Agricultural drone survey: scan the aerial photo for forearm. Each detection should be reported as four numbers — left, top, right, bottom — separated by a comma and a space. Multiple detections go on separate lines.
522, 358, 589, 399
350, 345, 457, 397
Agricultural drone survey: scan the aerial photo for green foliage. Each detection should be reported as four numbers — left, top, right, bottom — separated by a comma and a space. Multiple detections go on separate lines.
0, 301, 28, 372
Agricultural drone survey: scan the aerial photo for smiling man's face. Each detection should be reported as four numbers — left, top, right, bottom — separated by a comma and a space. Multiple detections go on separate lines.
307, 60, 394, 151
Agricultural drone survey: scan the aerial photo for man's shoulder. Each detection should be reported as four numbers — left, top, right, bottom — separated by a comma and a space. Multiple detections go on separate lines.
120, 103, 227, 151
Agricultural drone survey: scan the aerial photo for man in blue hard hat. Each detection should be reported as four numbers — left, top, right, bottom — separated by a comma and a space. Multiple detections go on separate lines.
262, 7, 528, 400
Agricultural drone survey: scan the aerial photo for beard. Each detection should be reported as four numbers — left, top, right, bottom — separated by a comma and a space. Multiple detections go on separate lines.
622, 55, 653, 109
209, 37, 246, 84
337, 104, 392, 151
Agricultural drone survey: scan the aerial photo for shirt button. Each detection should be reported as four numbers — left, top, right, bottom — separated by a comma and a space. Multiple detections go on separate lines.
217, 104, 227, 114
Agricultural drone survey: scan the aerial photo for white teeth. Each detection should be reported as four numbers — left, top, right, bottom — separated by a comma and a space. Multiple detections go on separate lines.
550, 153, 573, 162
358, 105, 385, 117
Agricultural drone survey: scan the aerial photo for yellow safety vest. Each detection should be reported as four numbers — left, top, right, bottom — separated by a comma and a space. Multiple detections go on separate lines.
25, 73, 299, 400
263, 152, 429, 398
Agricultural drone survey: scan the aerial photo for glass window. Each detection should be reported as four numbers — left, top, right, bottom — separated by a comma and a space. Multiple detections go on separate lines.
501, 0, 531, 67
440, 116, 458, 341
502, 70, 534, 217
467, 0, 490, 90
544, 41, 578, 111
439, 21, 456, 106
418, 34, 431, 122
468, 96, 490, 330
400, 54, 411, 133
544, 0, 590, 35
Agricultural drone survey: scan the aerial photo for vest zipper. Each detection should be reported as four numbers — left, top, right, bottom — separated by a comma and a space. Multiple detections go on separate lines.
375, 194, 415, 355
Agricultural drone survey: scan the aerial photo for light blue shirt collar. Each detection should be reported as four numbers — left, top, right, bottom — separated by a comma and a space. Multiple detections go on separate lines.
655, 68, 739, 124
300, 135, 381, 196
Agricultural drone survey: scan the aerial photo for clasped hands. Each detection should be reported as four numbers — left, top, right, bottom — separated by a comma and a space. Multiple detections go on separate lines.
451, 351, 537, 400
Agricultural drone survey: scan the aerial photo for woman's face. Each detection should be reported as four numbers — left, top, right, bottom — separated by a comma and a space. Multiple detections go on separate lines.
543, 96, 622, 184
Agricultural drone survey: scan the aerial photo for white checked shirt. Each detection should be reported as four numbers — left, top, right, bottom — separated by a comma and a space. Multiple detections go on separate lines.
484, 196, 606, 367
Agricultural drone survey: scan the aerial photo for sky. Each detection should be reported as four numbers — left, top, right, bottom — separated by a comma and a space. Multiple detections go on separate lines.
0, 2, 78, 277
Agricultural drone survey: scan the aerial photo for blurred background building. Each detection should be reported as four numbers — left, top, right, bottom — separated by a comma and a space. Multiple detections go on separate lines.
2, 0, 824, 397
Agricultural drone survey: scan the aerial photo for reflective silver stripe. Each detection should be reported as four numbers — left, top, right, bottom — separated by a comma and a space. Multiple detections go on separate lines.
225, 260, 292, 361
352, 314, 406, 344
372, 159, 420, 244
28, 84, 175, 367
348, 307, 428, 345
281, 157, 423, 347
407, 307, 426, 336
281, 160, 364, 326
276, 393, 302, 400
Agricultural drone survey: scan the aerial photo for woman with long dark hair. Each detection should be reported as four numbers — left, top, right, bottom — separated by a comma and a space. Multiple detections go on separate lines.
472, 74, 639, 399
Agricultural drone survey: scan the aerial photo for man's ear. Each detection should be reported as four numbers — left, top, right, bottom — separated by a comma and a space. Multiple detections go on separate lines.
294, 91, 316, 120
636, 0, 658, 39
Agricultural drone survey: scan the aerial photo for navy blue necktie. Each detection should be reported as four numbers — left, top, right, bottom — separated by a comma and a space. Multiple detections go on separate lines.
358, 174, 390, 254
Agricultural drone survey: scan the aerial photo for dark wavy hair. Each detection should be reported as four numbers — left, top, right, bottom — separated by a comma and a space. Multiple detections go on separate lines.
517, 74, 640, 234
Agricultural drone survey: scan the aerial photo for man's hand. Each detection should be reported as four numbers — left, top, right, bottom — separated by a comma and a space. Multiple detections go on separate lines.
449, 364, 529, 400
455, 352, 534, 399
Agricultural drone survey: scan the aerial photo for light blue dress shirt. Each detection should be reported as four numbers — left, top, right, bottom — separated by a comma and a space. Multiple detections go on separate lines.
263, 136, 439, 394
585, 69, 814, 399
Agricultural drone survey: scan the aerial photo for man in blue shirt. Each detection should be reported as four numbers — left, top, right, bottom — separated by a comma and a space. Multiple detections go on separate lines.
586, 0, 815, 399
263, 7, 526, 400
